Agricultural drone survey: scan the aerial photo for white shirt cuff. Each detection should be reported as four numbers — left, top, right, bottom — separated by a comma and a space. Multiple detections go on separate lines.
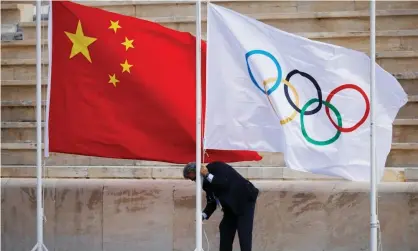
202, 212, 208, 220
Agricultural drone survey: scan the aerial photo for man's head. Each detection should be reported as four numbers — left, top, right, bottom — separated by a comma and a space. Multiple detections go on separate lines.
183, 162, 197, 181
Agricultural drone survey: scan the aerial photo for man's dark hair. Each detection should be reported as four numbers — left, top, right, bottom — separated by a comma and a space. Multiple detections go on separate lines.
183, 162, 196, 179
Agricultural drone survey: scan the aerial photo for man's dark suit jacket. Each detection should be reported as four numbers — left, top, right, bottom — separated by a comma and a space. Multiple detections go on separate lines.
202, 161, 259, 219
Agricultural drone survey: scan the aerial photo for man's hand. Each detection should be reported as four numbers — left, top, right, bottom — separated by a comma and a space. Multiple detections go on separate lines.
195, 212, 207, 222
200, 165, 209, 176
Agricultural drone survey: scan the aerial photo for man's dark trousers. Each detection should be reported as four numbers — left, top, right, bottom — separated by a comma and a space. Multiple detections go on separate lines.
219, 201, 256, 251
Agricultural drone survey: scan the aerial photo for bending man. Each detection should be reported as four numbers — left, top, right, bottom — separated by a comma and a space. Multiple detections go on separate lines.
183, 161, 259, 251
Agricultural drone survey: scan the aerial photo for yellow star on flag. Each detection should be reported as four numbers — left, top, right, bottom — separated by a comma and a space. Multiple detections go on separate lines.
120, 59, 133, 73
109, 20, 121, 33
108, 74, 120, 87
121, 37, 134, 51
64, 20, 97, 63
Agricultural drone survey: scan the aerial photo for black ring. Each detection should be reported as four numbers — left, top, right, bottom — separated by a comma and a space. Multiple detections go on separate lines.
284, 69, 323, 115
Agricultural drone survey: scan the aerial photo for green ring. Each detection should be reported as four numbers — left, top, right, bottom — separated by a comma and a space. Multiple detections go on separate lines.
300, 98, 342, 146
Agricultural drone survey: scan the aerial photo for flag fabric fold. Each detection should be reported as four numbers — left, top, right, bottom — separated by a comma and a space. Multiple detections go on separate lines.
46, 1, 262, 164
204, 4, 408, 181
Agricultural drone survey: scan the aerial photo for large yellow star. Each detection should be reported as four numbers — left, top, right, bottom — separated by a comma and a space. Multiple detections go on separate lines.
109, 20, 121, 33
64, 20, 97, 63
121, 37, 134, 51
120, 59, 133, 73
108, 74, 120, 87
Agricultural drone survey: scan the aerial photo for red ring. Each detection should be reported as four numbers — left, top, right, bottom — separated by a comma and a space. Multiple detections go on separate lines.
325, 84, 370, 133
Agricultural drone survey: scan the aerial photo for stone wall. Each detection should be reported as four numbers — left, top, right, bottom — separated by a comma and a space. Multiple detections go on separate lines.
1, 178, 417, 251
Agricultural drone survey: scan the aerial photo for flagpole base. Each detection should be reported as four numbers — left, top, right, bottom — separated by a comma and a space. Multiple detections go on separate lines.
30, 243, 49, 251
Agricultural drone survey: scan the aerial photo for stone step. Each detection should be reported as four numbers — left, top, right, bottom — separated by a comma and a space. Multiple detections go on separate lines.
19, 9, 418, 40
0, 165, 416, 182
2, 95, 417, 122
89, 0, 418, 17
3, 119, 418, 144
2, 71, 416, 92
1, 39, 49, 59
376, 51, 418, 74
3, 30, 418, 59
2, 51, 417, 81
4, 73, 418, 102
0, 3, 33, 24
1, 142, 418, 167
1, 58, 48, 81
405, 167, 418, 181
2, 0, 49, 4
1, 82, 47, 101
13, 0, 418, 15
393, 72, 418, 96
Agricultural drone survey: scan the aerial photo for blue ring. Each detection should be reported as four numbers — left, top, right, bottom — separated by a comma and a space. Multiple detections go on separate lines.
245, 50, 282, 95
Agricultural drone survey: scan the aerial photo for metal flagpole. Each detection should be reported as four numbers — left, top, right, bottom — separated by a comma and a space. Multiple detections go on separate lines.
369, 0, 379, 251
36, 0, 45, 249
195, 0, 203, 251
30, 0, 48, 250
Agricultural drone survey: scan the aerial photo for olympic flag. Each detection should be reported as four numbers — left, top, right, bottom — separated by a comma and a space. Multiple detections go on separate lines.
204, 4, 408, 181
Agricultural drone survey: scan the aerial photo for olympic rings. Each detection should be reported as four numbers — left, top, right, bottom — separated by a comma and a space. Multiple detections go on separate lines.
301, 99, 342, 146
325, 84, 370, 133
263, 78, 299, 125
245, 50, 282, 95
245, 49, 370, 146
284, 70, 322, 115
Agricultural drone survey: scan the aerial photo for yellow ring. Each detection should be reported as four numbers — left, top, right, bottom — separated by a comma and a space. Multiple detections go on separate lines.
263, 77, 300, 125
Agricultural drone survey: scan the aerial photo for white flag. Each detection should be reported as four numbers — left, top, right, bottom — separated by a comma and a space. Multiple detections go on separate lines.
204, 4, 408, 181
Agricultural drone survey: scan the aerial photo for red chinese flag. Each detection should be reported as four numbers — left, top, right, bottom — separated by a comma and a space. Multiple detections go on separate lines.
47, 1, 262, 164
